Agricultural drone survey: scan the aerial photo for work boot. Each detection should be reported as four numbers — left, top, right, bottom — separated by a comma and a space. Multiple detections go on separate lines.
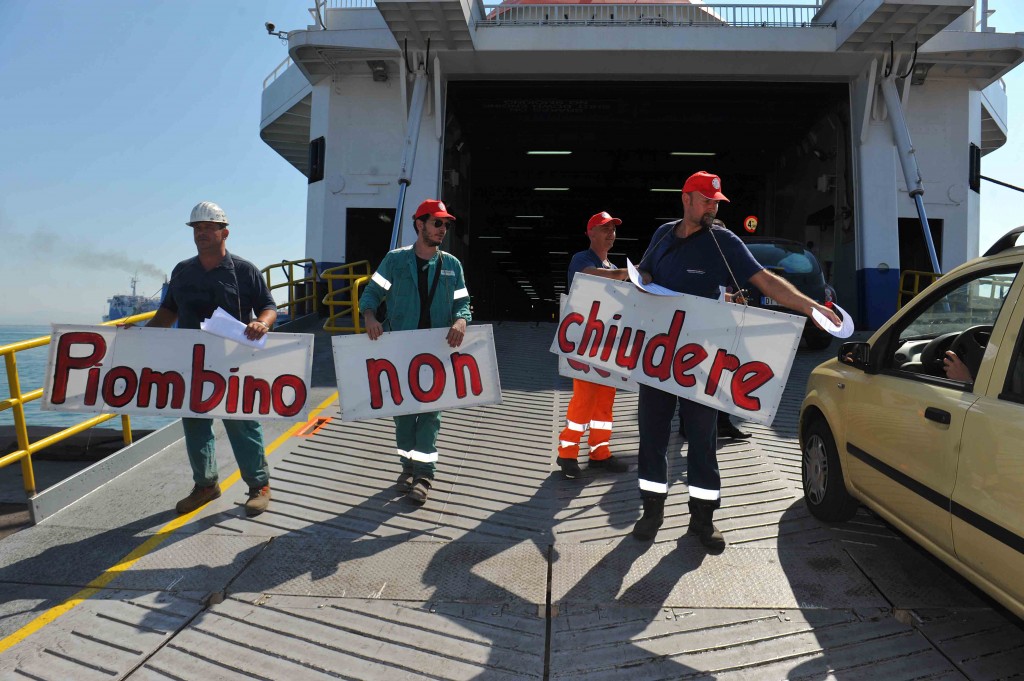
244, 485, 271, 517
718, 420, 751, 440
396, 471, 414, 493
409, 477, 431, 505
175, 484, 221, 514
687, 499, 725, 552
632, 496, 665, 541
589, 454, 629, 473
557, 457, 582, 479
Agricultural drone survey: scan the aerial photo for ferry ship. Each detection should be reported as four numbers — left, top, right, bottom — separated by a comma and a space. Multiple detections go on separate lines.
260, 0, 1023, 328
101, 276, 166, 323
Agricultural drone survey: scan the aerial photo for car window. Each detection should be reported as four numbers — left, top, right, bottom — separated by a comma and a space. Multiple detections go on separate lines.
901, 270, 1017, 340
1000, 322, 1024, 404
746, 243, 821, 275
884, 266, 1019, 381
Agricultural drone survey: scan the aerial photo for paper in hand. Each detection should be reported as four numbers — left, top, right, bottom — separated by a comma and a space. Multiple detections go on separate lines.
200, 307, 268, 348
810, 303, 854, 338
626, 259, 682, 296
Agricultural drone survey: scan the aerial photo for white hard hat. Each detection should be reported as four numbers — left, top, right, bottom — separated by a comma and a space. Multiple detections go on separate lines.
186, 201, 229, 227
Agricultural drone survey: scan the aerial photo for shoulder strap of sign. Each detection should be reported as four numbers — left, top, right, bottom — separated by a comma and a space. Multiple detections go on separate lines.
424, 250, 443, 308
707, 228, 747, 305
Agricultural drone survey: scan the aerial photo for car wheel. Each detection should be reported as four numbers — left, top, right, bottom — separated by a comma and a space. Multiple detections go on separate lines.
802, 416, 858, 522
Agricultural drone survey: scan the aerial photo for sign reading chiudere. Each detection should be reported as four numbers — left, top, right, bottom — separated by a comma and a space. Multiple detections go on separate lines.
42, 325, 314, 421
551, 275, 806, 425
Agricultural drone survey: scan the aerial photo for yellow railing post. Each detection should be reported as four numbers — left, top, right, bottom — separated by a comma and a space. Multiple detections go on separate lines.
321, 261, 372, 333
4, 351, 36, 496
262, 259, 320, 321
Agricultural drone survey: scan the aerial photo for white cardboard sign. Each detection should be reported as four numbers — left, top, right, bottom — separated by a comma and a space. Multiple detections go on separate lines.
42, 325, 314, 420
551, 274, 806, 425
332, 325, 502, 421
557, 294, 639, 391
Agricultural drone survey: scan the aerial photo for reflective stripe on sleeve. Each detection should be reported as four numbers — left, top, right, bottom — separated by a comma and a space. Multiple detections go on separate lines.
639, 479, 669, 494
688, 485, 721, 501
372, 271, 392, 290
589, 420, 613, 431
453, 287, 469, 300
407, 449, 439, 463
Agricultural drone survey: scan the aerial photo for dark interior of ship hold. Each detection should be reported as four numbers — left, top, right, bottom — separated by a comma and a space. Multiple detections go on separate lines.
441, 81, 853, 321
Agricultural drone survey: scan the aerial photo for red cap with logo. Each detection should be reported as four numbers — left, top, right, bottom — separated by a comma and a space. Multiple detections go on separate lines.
414, 199, 456, 220
682, 171, 730, 202
586, 211, 623, 232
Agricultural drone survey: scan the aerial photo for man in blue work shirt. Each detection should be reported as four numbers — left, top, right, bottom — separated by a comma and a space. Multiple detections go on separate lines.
359, 199, 472, 505
147, 201, 278, 517
556, 211, 631, 479
632, 172, 839, 551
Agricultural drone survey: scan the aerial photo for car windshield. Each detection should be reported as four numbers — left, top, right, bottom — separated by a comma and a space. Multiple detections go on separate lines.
746, 242, 820, 275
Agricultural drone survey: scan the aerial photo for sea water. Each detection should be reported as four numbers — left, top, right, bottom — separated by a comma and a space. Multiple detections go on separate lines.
0, 325, 173, 431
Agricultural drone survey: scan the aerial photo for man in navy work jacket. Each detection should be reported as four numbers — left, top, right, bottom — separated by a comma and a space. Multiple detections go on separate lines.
632, 172, 839, 551
359, 199, 472, 505
147, 201, 278, 517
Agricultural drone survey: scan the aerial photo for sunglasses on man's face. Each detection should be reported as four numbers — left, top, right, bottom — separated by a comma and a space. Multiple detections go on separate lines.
426, 218, 453, 229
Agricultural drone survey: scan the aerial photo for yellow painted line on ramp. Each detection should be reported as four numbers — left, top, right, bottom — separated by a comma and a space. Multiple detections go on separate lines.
0, 391, 339, 654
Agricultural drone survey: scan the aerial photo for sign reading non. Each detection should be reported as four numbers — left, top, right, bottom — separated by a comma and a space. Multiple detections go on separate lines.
332, 325, 502, 421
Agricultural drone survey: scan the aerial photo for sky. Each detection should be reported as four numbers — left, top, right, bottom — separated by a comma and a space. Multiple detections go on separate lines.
1, 1, 1022, 325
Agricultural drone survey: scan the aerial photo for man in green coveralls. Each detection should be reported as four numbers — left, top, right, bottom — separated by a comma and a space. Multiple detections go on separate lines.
358, 199, 472, 505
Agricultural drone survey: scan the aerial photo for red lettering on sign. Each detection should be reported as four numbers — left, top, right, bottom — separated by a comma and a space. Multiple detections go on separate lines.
672, 343, 708, 388
85, 368, 101, 406
408, 353, 446, 403
272, 374, 307, 417
614, 328, 646, 371
642, 311, 685, 381
189, 345, 226, 413
50, 332, 107, 404
557, 313, 584, 353
242, 376, 272, 414
599, 314, 622, 362
226, 369, 240, 413
102, 366, 138, 408
566, 358, 590, 372
731, 362, 774, 411
367, 358, 402, 409
705, 349, 740, 398
138, 368, 185, 409
451, 352, 483, 398
578, 301, 605, 358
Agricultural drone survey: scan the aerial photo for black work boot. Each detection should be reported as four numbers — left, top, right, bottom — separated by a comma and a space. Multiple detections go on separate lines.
687, 499, 725, 553
632, 496, 665, 541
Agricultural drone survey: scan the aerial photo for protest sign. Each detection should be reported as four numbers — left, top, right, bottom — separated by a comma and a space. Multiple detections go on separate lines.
332, 325, 501, 421
558, 295, 638, 391
42, 325, 314, 420
551, 274, 806, 425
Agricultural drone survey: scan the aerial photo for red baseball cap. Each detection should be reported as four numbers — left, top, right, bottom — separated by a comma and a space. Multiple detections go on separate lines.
414, 199, 456, 220
587, 211, 622, 232
682, 171, 730, 202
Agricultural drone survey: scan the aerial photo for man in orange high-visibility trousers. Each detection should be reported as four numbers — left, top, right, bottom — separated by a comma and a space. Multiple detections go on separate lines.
556, 211, 632, 479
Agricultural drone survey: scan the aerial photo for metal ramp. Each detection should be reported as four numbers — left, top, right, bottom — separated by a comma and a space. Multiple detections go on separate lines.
1, 323, 1022, 679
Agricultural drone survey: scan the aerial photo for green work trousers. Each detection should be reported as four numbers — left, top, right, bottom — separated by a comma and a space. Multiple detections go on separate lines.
394, 411, 442, 480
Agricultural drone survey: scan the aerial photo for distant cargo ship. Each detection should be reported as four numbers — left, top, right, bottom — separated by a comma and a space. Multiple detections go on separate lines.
102, 276, 166, 322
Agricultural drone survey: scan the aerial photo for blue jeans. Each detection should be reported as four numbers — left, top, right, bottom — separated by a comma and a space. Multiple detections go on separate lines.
181, 417, 269, 489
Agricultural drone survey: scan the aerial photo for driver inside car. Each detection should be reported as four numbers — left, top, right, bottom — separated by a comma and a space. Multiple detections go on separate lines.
943, 350, 973, 382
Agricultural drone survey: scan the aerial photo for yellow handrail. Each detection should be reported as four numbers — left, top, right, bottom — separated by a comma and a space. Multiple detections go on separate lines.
321, 261, 372, 333
897, 270, 941, 309
262, 259, 320, 320
0, 310, 156, 497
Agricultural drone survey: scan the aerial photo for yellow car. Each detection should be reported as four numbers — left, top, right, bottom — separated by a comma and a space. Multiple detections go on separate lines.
800, 226, 1024, 619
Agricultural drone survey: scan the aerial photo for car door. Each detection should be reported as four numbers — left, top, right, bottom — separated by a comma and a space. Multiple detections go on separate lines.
952, 291, 1024, 613
843, 266, 1019, 558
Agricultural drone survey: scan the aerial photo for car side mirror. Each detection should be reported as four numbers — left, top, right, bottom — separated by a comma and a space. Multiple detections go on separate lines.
839, 341, 871, 370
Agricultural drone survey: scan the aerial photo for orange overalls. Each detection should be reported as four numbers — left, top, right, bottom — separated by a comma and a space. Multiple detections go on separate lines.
557, 378, 616, 462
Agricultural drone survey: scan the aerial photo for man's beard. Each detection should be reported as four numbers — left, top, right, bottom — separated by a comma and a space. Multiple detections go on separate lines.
699, 213, 715, 229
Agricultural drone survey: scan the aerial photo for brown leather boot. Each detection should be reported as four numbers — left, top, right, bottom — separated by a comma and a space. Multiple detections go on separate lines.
244, 486, 271, 517
175, 485, 221, 514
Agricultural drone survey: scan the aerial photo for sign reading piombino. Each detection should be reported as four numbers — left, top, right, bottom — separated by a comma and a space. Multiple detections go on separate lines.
42, 325, 314, 421
331, 325, 501, 421
552, 275, 806, 425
